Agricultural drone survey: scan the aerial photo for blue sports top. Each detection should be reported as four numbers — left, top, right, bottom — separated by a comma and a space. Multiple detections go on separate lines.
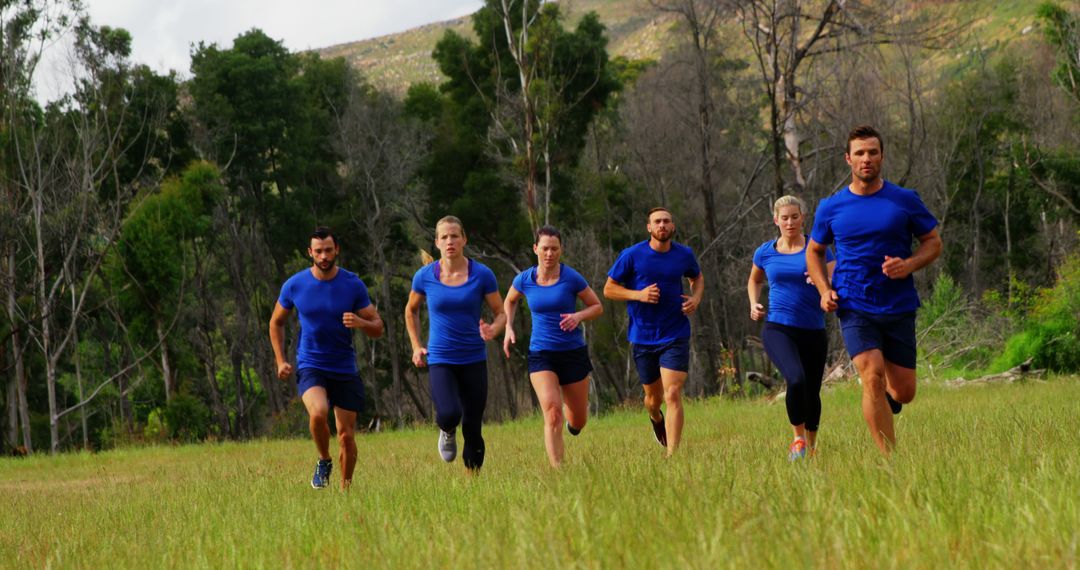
511, 264, 590, 352
607, 240, 701, 345
278, 268, 372, 374
810, 180, 938, 314
411, 259, 499, 365
753, 237, 835, 330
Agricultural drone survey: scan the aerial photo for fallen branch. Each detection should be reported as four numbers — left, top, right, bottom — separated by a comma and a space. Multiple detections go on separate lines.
945, 358, 1046, 387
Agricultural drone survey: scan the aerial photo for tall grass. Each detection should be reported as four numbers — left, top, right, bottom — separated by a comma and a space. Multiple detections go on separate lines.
2, 379, 1078, 569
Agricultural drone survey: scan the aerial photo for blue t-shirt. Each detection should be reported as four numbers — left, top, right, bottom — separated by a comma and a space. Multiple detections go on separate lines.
411, 259, 499, 365
511, 264, 590, 352
810, 180, 939, 314
278, 268, 372, 374
753, 237, 834, 330
607, 240, 701, 345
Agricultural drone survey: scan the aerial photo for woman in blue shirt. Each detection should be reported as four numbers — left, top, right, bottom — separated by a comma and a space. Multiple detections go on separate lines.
405, 215, 505, 473
747, 196, 835, 460
503, 226, 603, 468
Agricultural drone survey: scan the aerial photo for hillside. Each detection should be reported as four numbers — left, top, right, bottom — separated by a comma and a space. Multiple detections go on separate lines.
317, 0, 1049, 95
316, 0, 676, 94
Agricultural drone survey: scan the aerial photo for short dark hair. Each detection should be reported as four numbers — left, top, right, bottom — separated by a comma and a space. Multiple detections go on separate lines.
647, 206, 672, 220
310, 226, 337, 246
535, 225, 562, 244
847, 125, 884, 154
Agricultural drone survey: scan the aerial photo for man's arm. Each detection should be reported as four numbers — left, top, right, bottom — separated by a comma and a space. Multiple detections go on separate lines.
882, 228, 943, 279
681, 273, 704, 315
603, 277, 658, 303
269, 302, 294, 379
343, 304, 384, 338
806, 239, 837, 313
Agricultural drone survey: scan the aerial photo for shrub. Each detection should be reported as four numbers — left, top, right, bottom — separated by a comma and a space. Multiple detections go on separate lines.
992, 254, 1080, 372
163, 393, 211, 442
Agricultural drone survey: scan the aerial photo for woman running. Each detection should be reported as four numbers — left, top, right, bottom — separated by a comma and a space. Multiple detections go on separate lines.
406, 216, 505, 473
503, 226, 602, 468
747, 196, 835, 460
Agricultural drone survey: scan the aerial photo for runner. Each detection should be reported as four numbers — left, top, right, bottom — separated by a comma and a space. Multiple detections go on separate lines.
748, 196, 835, 460
269, 227, 384, 490
604, 207, 704, 456
405, 216, 505, 472
503, 226, 603, 468
807, 125, 942, 454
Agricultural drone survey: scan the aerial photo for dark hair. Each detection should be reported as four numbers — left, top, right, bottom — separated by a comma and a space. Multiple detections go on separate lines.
535, 225, 562, 244
847, 125, 884, 154
647, 206, 672, 220
310, 226, 337, 246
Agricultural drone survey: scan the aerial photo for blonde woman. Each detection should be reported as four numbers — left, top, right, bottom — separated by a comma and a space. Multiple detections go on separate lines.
405, 216, 505, 472
748, 196, 834, 460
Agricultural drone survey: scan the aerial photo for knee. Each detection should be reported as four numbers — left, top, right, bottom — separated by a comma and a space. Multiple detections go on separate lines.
542, 403, 564, 428
663, 384, 683, 405
337, 430, 356, 449
786, 373, 808, 392
893, 384, 916, 403
436, 409, 462, 430
309, 408, 329, 425
861, 372, 887, 397
643, 391, 661, 410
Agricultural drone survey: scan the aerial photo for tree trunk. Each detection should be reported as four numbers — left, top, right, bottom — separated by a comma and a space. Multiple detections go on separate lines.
74, 326, 88, 449
5, 246, 32, 452
156, 319, 173, 402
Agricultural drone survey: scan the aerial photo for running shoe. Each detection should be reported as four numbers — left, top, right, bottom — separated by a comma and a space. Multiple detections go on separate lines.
885, 391, 902, 415
438, 429, 457, 462
650, 413, 667, 448
311, 458, 332, 489
566, 421, 582, 436
788, 438, 807, 461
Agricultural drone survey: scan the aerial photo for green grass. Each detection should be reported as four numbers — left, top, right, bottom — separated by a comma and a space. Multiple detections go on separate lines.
2, 379, 1079, 568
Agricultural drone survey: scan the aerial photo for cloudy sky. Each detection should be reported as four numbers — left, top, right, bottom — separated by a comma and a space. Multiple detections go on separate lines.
37, 0, 483, 99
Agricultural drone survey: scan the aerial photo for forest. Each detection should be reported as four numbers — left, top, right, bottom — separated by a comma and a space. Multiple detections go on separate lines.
2, 0, 1078, 454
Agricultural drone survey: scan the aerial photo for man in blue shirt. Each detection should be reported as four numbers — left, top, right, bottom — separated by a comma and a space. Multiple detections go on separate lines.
605, 207, 704, 456
269, 227, 384, 489
807, 125, 942, 454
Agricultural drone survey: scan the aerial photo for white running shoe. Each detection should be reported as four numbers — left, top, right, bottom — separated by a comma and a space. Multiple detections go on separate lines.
438, 429, 457, 462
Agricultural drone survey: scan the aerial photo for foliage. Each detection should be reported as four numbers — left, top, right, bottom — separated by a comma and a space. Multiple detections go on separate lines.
1038, 2, 1080, 105
162, 392, 212, 442
993, 252, 1080, 372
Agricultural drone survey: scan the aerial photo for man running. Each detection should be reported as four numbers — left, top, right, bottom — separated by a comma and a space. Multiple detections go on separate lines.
270, 227, 384, 489
806, 125, 942, 454
604, 207, 704, 456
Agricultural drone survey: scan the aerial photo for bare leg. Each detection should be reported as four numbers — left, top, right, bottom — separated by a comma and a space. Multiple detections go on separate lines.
642, 380, 663, 423
301, 387, 331, 460
660, 368, 687, 456
334, 408, 358, 490
853, 350, 894, 454
561, 376, 590, 434
530, 372, 564, 468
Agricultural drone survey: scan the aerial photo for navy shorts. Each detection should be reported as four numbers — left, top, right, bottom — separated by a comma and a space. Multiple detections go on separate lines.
838, 309, 917, 369
527, 346, 593, 386
296, 368, 365, 412
632, 338, 691, 385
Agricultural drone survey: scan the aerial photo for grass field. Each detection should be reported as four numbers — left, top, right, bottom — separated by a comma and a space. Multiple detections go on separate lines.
2, 378, 1078, 569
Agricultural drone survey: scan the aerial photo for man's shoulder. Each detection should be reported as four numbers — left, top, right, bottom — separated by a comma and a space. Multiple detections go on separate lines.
283, 268, 313, 287
671, 241, 698, 257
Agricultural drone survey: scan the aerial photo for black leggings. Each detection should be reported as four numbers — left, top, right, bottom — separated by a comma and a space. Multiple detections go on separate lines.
429, 361, 488, 469
761, 322, 828, 432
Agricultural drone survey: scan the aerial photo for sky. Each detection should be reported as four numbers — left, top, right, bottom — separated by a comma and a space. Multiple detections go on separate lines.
36, 0, 483, 100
